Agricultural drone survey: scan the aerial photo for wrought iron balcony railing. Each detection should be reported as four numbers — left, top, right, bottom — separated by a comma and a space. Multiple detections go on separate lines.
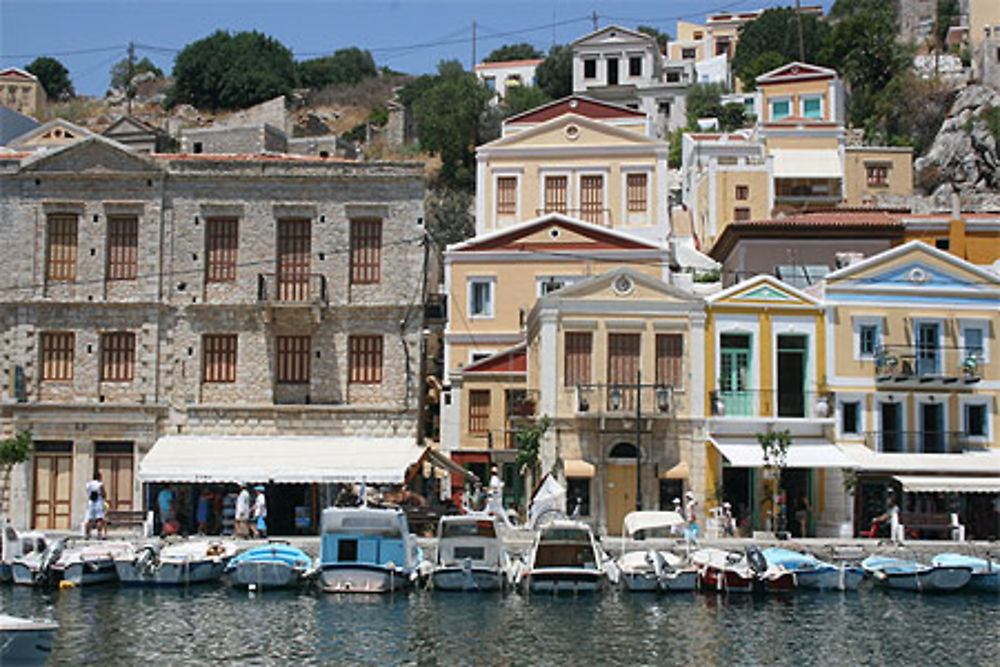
874, 345, 983, 383
257, 273, 328, 306
709, 389, 833, 419
863, 430, 990, 454
574, 383, 675, 415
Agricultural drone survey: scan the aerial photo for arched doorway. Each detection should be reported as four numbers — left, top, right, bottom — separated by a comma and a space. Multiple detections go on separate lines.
605, 442, 638, 534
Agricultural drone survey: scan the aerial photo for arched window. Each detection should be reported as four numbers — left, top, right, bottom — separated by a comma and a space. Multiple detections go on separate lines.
608, 442, 638, 459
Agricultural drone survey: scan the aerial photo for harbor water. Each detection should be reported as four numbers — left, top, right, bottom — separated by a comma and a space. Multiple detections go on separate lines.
2, 584, 999, 665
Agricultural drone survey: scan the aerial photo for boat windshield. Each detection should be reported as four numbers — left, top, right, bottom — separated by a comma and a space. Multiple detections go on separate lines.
441, 520, 496, 539
540, 528, 590, 543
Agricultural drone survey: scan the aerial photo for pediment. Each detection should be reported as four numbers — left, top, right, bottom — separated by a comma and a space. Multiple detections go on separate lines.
550, 267, 699, 303
484, 113, 659, 150
451, 214, 659, 252
21, 136, 160, 174
573, 25, 654, 48
711, 275, 820, 307
9, 119, 93, 149
825, 241, 1000, 292
104, 116, 157, 137
756, 61, 837, 85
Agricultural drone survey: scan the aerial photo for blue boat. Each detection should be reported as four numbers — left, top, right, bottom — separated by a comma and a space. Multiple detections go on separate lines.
226, 541, 316, 589
931, 554, 1000, 593
763, 548, 864, 591
318, 506, 422, 593
862, 555, 971, 592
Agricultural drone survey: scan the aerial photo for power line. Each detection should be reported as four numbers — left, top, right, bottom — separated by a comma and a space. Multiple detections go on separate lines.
0, 45, 125, 59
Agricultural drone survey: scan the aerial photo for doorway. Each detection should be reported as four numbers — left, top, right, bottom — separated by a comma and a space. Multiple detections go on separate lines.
32, 442, 73, 530
880, 400, 903, 452
605, 442, 638, 534
722, 467, 753, 534
916, 322, 940, 376
607, 58, 619, 86
720, 333, 752, 416
920, 402, 944, 453
95, 441, 134, 511
776, 335, 807, 417
780, 469, 813, 537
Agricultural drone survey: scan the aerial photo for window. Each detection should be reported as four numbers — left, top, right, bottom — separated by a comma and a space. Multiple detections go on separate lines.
580, 174, 604, 224
658, 101, 671, 116
770, 99, 790, 121
715, 40, 730, 56
735, 185, 749, 200
626, 173, 647, 212
681, 48, 696, 59
655, 334, 683, 387
666, 71, 681, 83
841, 401, 860, 435
629, 56, 642, 76
468, 278, 494, 318
202, 334, 237, 383
935, 238, 950, 250
276, 335, 310, 384
496, 176, 517, 216
859, 324, 878, 357
608, 333, 640, 409
566, 478, 590, 516
564, 332, 592, 387
866, 164, 889, 187
606, 57, 619, 85
192, 142, 203, 154
544, 175, 568, 214
350, 219, 381, 285
349, 335, 383, 384
484, 77, 495, 91
961, 321, 987, 364
802, 97, 822, 119
468, 389, 490, 433
46, 214, 78, 281
733, 207, 751, 221
106, 216, 138, 281
40, 332, 74, 381
206, 217, 238, 283
965, 403, 987, 438
100, 332, 135, 382
583, 59, 596, 79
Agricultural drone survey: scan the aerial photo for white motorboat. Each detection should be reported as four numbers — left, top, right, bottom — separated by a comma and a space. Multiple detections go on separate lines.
115, 539, 238, 586
1, 519, 48, 584
692, 546, 795, 594
862, 555, 972, 592
226, 541, 316, 589
617, 511, 696, 592
932, 553, 1000, 593
11, 539, 65, 587
520, 520, 614, 594
763, 548, 865, 591
432, 514, 509, 592
319, 506, 422, 593
0, 614, 57, 663
52, 541, 134, 586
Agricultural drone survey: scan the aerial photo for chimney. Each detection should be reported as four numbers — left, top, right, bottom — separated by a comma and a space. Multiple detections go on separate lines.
948, 192, 966, 259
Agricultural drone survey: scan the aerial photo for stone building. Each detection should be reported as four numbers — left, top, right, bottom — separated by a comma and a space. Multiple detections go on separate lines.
0, 134, 430, 533
0, 67, 46, 118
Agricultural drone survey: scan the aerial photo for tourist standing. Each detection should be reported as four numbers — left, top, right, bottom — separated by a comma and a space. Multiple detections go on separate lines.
85, 472, 106, 539
196, 489, 213, 535
684, 491, 699, 541
235, 483, 251, 538
156, 484, 176, 530
251, 486, 267, 538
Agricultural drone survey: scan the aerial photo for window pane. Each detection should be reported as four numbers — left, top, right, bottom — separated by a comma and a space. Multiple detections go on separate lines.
496, 177, 517, 215
771, 100, 790, 120
470, 281, 492, 316
100, 332, 135, 382
544, 176, 567, 214
202, 334, 237, 383
41, 332, 74, 381
349, 335, 383, 384
350, 219, 382, 285
966, 404, 986, 437
565, 332, 592, 387
276, 336, 310, 384
46, 215, 78, 281
655, 334, 682, 387
842, 402, 859, 434
107, 216, 138, 281
206, 218, 238, 282
469, 390, 490, 433
965, 327, 984, 357
580, 175, 603, 224
626, 173, 647, 212
803, 98, 821, 118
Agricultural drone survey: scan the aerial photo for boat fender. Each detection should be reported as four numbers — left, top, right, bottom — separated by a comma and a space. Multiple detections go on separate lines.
746, 546, 768, 576
59, 580, 76, 589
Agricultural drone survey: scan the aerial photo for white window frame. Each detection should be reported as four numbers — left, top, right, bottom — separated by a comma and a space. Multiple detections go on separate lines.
769, 96, 791, 121
852, 316, 884, 361
467, 276, 496, 319
626, 52, 644, 79
958, 395, 991, 443
959, 318, 990, 366
583, 57, 598, 80
836, 393, 865, 440
912, 317, 945, 375
800, 94, 824, 120
492, 170, 521, 222
469, 350, 497, 364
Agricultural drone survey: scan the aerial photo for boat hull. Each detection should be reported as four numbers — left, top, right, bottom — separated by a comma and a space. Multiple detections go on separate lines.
115, 559, 228, 586
62, 560, 118, 586
969, 571, 1000, 593
229, 561, 304, 589
794, 567, 865, 591
621, 571, 660, 592
525, 567, 604, 594
874, 566, 972, 592
698, 566, 754, 594
662, 570, 698, 592
432, 566, 503, 592
0, 626, 56, 662
320, 564, 411, 593
11, 563, 58, 587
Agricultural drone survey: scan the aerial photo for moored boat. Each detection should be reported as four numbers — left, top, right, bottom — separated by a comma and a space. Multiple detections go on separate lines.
11, 539, 65, 587
763, 547, 865, 591
520, 520, 613, 594
114, 539, 238, 586
692, 546, 794, 594
0, 614, 57, 663
931, 553, 1000, 593
432, 514, 509, 592
319, 506, 422, 593
617, 511, 696, 593
226, 541, 316, 589
1, 519, 48, 584
53, 541, 134, 586
862, 555, 972, 592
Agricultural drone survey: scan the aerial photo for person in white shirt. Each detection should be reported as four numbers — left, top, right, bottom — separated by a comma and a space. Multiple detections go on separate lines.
251, 486, 267, 538
235, 484, 251, 538
85, 472, 106, 539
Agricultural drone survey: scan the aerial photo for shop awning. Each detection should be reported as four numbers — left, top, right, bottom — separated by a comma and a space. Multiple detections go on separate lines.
564, 459, 596, 479
138, 435, 453, 484
709, 436, 854, 468
661, 461, 689, 480
894, 475, 1000, 494
840, 444, 1000, 474
771, 149, 842, 178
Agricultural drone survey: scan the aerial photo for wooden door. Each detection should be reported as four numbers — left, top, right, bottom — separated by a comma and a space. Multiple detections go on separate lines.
32, 451, 73, 530
96, 452, 134, 511
277, 219, 311, 301
605, 464, 637, 535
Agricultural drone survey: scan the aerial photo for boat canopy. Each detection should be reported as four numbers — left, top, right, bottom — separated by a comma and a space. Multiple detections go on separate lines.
622, 511, 685, 536
894, 475, 1000, 494
320, 507, 406, 537
138, 435, 467, 484
709, 436, 854, 468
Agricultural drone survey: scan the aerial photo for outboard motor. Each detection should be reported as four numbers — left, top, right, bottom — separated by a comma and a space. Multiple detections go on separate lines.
135, 544, 160, 574
746, 545, 768, 578
38, 539, 66, 585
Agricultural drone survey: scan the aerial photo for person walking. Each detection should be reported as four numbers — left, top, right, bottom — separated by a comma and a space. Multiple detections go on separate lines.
251, 486, 267, 538
85, 472, 106, 539
235, 483, 252, 538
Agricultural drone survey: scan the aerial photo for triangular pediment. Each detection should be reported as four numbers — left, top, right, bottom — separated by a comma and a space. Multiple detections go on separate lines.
710, 275, 820, 307
21, 135, 160, 174
103, 115, 158, 137
756, 61, 837, 85
9, 119, 93, 149
546, 266, 700, 303
449, 213, 660, 253
504, 96, 645, 126
824, 241, 1000, 292
483, 113, 660, 151
572, 25, 655, 48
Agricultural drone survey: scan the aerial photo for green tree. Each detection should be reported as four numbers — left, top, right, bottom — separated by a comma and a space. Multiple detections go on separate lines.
868, 71, 955, 154
483, 43, 543, 63
686, 82, 727, 121
426, 187, 475, 246
109, 56, 163, 90
757, 429, 791, 533
169, 30, 296, 110
535, 45, 573, 99
25, 56, 74, 100
515, 415, 551, 507
502, 85, 551, 116
297, 47, 378, 89
731, 8, 831, 90
0, 431, 32, 517
637, 25, 671, 51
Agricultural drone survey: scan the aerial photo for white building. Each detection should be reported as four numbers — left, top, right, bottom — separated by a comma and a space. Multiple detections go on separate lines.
474, 59, 544, 101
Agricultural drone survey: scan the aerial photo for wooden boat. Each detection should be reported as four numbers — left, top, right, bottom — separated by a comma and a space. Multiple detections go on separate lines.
226, 541, 316, 589
0, 614, 57, 662
617, 511, 696, 593
692, 546, 794, 594
432, 514, 509, 592
520, 520, 614, 594
319, 506, 422, 593
762, 547, 865, 591
931, 553, 1000, 593
115, 540, 238, 586
862, 555, 971, 592
53, 541, 134, 586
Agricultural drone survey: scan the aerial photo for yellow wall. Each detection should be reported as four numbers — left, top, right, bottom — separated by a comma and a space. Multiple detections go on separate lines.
713, 168, 771, 240
760, 78, 831, 122
901, 225, 1000, 265
970, 0, 1000, 47
763, 135, 839, 153
458, 374, 525, 450
843, 148, 913, 205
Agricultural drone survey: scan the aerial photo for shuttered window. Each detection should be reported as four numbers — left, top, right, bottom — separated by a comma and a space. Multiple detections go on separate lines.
107, 216, 138, 281
276, 336, 310, 384
206, 218, 238, 282
349, 335, 383, 384
100, 332, 135, 382
564, 332, 592, 387
607, 333, 640, 409
350, 219, 381, 285
202, 334, 237, 383
580, 174, 604, 224
496, 176, 517, 215
469, 389, 490, 433
626, 173, 647, 212
46, 214, 78, 281
41, 332, 74, 381
655, 333, 683, 387
544, 175, 567, 214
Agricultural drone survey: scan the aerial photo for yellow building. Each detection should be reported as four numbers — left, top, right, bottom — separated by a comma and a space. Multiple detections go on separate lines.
843, 147, 914, 207
970, 0, 1000, 49
900, 211, 1000, 265
824, 241, 1000, 539
0, 67, 46, 117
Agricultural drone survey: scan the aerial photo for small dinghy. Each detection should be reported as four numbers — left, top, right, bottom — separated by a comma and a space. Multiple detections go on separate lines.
617, 511, 696, 593
862, 555, 971, 592
763, 547, 864, 591
0, 614, 57, 663
931, 553, 1000, 593
115, 540, 238, 586
226, 541, 315, 589
692, 546, 794, 594
432, 514, 510, 592
53, 541, 134, 586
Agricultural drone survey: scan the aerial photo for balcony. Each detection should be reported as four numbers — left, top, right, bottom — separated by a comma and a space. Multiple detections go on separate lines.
709, 389, 832, 419
874, 345, 982, 386
574, 384, 675, 417
534, 207, 612, 226
505, 389, 539, 419
773, 177, 842, 203
864, 431, 990, 454
257, 273, 328, 306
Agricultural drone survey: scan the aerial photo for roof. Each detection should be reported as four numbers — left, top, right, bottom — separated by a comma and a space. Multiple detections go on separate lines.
571, 24, 655, 47
447, 212, 661, 253
474, 59, 543, 71
503, 95, 645, 125
0, 67, 37, 81
707, 273, 823, 307
462, 344, 527, 374
756, 61, 838, 85
157, 152, 357, 163
0, 106, 40, 146
823, 239, 1000, 285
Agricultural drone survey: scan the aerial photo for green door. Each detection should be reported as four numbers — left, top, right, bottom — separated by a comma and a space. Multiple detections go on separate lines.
720, 334, 752, 417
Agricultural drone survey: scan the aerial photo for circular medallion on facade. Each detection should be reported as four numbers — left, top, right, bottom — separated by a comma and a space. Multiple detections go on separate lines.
549, 227, 560, 238
908, 267, 927, 284
613, 274, 634, 295
565, 124, 580, 140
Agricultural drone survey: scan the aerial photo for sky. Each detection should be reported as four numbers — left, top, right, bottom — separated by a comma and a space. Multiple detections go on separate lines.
0, 0, 835, 97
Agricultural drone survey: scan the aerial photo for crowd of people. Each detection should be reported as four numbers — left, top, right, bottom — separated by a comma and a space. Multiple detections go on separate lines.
154, 482, 267, 538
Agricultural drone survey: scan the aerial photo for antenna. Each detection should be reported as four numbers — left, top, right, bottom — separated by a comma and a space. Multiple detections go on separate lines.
126, 40, 135, 116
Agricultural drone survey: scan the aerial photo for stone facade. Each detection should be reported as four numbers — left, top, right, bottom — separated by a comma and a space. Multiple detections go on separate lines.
0, 135, 426, 530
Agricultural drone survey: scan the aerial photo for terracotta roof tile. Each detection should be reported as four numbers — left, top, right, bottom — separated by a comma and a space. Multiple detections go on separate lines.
475, 59, 544, 70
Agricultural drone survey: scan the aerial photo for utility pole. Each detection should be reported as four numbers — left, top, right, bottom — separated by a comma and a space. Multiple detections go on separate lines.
635, 370, 643, 511
126, 40, 135, 116
591, 10, 598, 31
793, 1, 805, 61
471, 20, 477, 70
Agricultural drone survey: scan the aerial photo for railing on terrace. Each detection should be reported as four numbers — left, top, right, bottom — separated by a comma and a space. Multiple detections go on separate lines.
465, 428, 518, 450
863, 430, 990, 454
574, 383, 675, 415
257, 273, 328, 305
505, 389, 540, 419
874, 345, 983, 383
709, 389, 832, 419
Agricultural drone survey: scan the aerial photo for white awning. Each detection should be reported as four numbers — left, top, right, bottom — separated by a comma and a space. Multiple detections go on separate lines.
709, 436, 855, 468
623, 511, 685, 536
138, 435, 431, 484
661, 460, 689, 480
895, 476, 1000, 494
840, 444, 1000, 474
771, 149, 842, 178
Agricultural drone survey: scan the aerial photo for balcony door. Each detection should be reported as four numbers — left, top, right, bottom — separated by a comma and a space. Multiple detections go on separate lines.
277, 219, 311, 301
920, 403, 945, 453
915, 322, 940, 377
607, 333, 640, 411
880, 401, 903, 452
720, 334, 752, 417
776, 334, 807, 417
